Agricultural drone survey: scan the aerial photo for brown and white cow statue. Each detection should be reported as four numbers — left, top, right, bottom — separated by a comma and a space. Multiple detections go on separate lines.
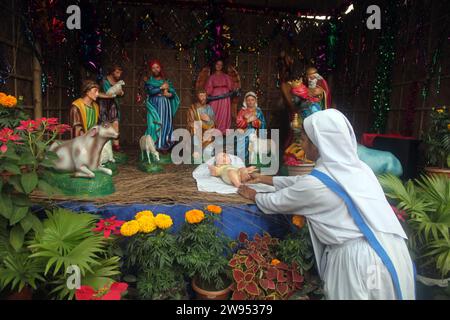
49, 122, 119, 178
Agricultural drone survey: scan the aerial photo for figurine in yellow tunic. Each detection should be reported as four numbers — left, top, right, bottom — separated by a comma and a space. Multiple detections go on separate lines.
208, 152, 257, 187
69, 80, 101, 138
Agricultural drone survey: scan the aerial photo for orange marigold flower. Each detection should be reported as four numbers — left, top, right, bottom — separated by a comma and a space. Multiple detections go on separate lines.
206, 205, 222, 214
271, 259, 281, 266
292, 215, 305, 228
185, 209, 205, 224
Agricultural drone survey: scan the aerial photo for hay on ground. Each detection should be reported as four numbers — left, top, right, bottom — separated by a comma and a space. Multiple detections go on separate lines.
31, 163, 254, 206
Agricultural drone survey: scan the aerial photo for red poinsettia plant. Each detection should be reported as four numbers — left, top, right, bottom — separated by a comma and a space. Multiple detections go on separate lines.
0, 127, 22, 154
229, 232, 304, 300
0, 117, 72, 251
75, 282, 128, 300
93, 216, 125, 239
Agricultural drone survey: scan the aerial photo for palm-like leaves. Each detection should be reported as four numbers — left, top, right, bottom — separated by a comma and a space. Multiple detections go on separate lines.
423, 239, 450, 277
50, 256, 121, 300
27, 208, 120, 299
0, 253, 46, 292
29, 209, 106, 276
379, 173, 450, 277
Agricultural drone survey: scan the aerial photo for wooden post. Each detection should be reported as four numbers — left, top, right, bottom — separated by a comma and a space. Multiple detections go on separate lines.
32, 45, 42, 119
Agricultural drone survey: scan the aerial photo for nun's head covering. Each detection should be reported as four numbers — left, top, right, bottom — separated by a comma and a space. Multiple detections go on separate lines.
242, 91, 258, 109
303, 109, 407, 238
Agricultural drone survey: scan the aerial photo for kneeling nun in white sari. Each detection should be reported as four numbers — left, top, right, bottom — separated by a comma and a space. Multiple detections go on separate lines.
238, 109, 415, 300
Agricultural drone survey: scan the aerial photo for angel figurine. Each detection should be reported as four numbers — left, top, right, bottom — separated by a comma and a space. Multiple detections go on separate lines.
195, 59, 241, 134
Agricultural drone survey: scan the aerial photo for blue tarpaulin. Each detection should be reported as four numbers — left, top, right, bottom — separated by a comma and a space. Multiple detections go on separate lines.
52, 202, 292, 241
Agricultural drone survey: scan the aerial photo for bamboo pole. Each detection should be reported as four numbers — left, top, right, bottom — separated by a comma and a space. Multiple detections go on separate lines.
32, 44, 42, 119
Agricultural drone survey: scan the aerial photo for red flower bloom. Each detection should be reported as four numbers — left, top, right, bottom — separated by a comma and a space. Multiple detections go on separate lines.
92, 216, 124, 239
48, 124, 71, 134
0, 128, 21, 142
16, 119, 39, 133
0, 128, 22, 153
75, 282, 128, 300
391, 205, 408, 222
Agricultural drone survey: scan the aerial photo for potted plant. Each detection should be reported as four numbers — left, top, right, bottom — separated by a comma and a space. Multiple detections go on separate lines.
379, 173, 450, 299
0, 117, 68, 254
0, 92, 28, 130
120, 210, 187, 300
229, 232, 305, 300
0, 218, 45, 300
28, 208, 122, 299
0, 252, 45, 300
176, 205, 233, 300
277, 216, 324, 299
423, 106, 450, 176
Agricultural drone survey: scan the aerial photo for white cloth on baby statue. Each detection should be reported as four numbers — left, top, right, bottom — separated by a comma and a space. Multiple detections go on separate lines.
192, 154, 276, 194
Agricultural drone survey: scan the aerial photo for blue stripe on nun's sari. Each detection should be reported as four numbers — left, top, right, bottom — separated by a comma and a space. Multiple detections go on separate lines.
310, 169, 404, 300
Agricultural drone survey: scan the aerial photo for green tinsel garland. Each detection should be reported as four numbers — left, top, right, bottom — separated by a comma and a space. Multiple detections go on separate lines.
370, 7, 398, 133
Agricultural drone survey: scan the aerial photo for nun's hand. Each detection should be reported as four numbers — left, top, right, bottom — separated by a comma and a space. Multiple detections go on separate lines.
238, 185, 257, 201
245, 172, 261, 184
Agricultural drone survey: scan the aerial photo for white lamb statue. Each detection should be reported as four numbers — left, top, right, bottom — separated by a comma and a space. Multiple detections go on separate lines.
106, 80, 125, 97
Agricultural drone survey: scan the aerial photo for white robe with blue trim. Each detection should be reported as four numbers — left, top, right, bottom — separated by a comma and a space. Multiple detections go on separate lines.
255, 174, 415, 300
253, 109, 415, 300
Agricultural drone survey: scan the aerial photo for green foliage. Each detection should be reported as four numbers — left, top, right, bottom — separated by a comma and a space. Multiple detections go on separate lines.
0, 218, 45, 294
277, 227, 315, 275
137, 268, 187, 300
0, 252, 46, 293
124, 231, 180, 271
28, 208, 121, 299
0, 105, 28, 130
50, 256, 121, 300
176, 214, 232, 291
379, 173, 450, 278
0, 118, 61, 252
123, 230, 187, 300
424, 107, 450, 168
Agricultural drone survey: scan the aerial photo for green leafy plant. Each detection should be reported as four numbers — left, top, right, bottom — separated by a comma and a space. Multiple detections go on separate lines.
124, 229, 187, 300
136, 268, 187, 300
229, 232, 304, 300
176, 210, 232, 291
0, 117, 68, 252
277, 226, 314, 275
0, 94, 28, 130
424, 106, 450, 169
379, 173, 450, 278
28, 208, 121, 299
0, 252, 45, 293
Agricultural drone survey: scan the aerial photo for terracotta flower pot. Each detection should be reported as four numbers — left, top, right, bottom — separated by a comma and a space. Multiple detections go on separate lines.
191, 277, 232, 300
7, 287, 33, 300
424, 167, 450, 178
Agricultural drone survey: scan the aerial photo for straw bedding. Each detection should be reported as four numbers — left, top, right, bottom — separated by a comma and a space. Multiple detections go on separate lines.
31, 163, 254, 206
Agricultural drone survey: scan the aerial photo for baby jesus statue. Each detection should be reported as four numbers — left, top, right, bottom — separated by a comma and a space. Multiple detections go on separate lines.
208, 152, 258, 188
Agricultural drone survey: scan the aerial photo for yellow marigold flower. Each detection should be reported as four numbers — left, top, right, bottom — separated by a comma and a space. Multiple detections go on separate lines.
137, 216, 157, 233
271, 259, 281, 266
206, 205, 222, 214
185, 209, 205, 224
154, 214, 173, 230
120, 220, 140, 237
447, 123, 450, 131
436, 108, 444, 114
292, 215, 305, 228
135, 210, 154, 220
